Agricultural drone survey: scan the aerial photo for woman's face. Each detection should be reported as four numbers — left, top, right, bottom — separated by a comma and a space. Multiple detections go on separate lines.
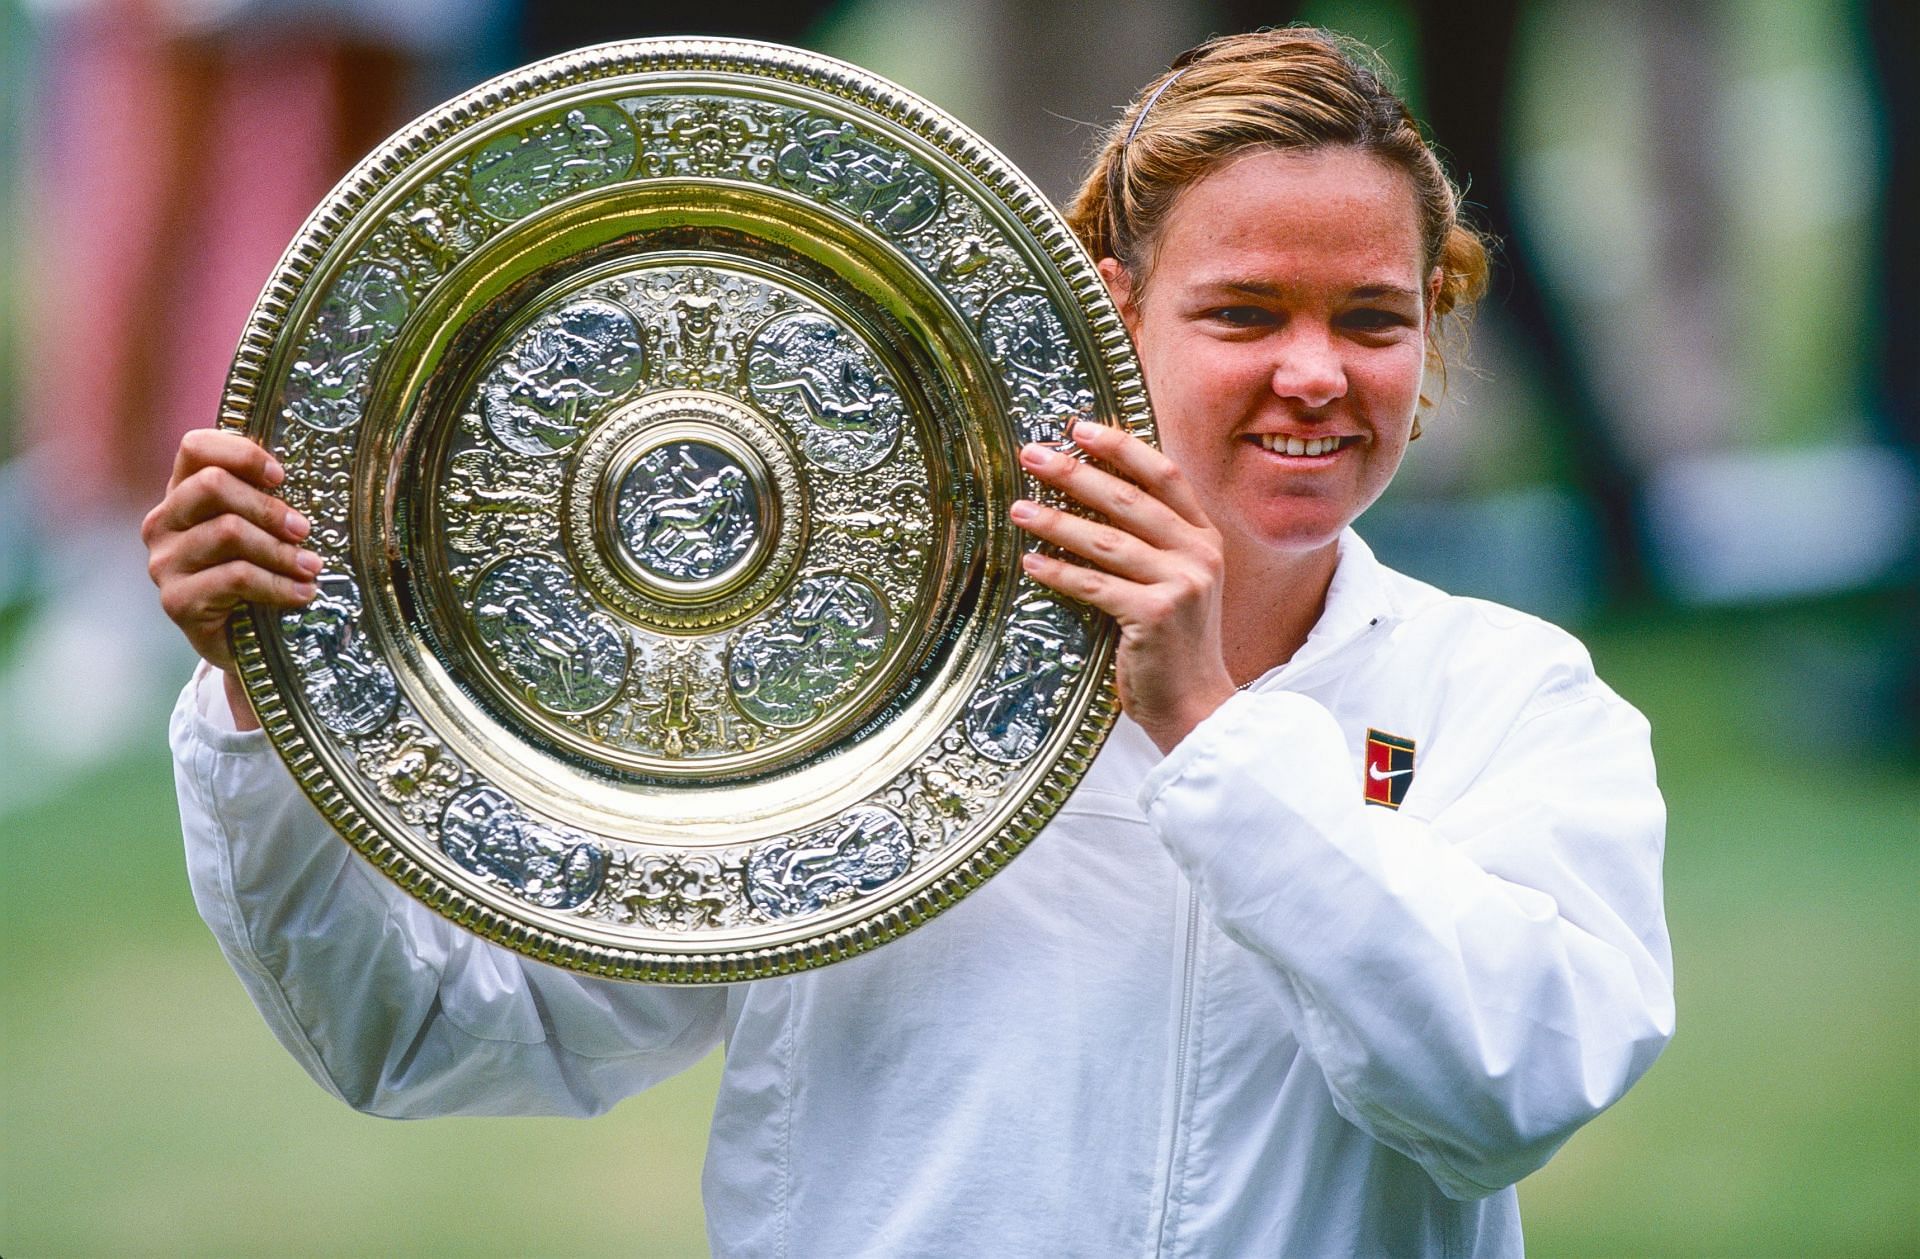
1102, 147, 1436, 564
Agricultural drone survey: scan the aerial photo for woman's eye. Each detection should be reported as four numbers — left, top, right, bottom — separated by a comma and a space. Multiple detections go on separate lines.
1343, 308, 1413, 333
1209, 306, 1275, 328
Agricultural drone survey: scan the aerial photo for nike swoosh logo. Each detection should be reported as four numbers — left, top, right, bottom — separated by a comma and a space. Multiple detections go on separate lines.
1367, 763, 1413, 781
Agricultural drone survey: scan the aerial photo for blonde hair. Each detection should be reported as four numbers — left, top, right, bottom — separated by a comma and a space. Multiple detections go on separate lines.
1066, 28, 1490, 392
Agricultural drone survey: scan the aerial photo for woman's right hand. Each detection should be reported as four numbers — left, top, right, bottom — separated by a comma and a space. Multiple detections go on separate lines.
142, 429, 320, 721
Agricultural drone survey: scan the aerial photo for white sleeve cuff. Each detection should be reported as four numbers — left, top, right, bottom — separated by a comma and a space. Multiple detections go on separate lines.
187, 663, 272, 754
1136, 689, 1350, 815
1135, 688, 1264, 813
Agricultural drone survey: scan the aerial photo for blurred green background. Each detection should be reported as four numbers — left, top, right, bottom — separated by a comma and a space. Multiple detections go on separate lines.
4, 0, 1916, 1255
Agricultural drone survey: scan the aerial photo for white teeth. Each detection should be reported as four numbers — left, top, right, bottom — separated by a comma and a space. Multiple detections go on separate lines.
1260, 435, 1344, 456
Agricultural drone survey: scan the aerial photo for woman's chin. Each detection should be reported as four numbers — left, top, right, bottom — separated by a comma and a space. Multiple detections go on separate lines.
1239, 509, 1354, 558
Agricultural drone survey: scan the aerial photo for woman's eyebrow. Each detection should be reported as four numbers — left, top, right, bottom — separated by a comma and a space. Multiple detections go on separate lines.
1196, 279, 1423, 301
1349, 283, 1423, 302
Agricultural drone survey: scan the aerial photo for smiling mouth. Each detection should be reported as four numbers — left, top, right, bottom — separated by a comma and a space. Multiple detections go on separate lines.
1253, 434, 1361, 457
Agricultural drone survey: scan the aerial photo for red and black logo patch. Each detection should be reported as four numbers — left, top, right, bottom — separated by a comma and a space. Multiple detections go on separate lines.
1364, 729, 1416, 809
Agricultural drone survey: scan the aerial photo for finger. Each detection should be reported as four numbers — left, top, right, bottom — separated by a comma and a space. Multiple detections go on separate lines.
1066, 420, 1212, 528
1018, 441, 1191, 548
159, 513, 325, 587
1010, 498, 1183, 586
169, 428, 283, 494
148, 463, 310, 544
1018, 549, 1142, 621
161, 558, 318, 624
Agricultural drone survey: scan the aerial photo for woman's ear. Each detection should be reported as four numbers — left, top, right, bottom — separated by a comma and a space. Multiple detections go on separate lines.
1098, 257, 1138, 331
1424, 266, 1443, 336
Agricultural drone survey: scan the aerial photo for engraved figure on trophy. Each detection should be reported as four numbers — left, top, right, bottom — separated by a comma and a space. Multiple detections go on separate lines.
979, 289, 1098, 445
615, 442, 760, 582
620, 852, 741, 930
399, 180, 486, 275
282, 573, 399, 736
892, 195, 1033, 324
728, 574, 888, 727
774, 114, 942, 236
557, 108, 614, 170
438, 786, 607, 911
467, 102, 637, 222
655, 273, 740, 391
745, 804, 914, 919
471, 555, 627, 715
627, 95, 782, 180
593, 639, 743, 760
480, 299, 643, 456
883, 760, 979, 853
820, 481, 934, 572
443, 447, 559, 556
268, 419, 356, 552
282, 261, 410, 432
965, 597, 1090, 763
748, 312, 902, 472
359, 719, 466, 826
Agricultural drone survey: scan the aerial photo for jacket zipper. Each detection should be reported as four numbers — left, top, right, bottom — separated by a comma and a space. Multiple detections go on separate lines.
1148, 615, 1383, 1255
1154, 884, 1201, 1258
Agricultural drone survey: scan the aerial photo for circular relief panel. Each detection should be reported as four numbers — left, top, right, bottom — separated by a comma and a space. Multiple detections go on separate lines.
223, 38, 1153, 981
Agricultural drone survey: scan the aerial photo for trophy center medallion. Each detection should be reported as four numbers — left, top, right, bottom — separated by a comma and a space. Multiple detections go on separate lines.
608, 430, 769, 596
567, 389, 806, 637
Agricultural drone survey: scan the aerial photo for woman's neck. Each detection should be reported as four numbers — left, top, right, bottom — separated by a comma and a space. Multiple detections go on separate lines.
1217, 536, 1341, 687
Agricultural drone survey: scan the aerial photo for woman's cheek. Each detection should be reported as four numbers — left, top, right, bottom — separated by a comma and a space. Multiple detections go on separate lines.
1358, 342, 1426, 425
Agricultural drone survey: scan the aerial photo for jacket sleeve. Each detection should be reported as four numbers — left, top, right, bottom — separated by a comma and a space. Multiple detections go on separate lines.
1137, 678, 1673, 1201
171, 667, 728, 1119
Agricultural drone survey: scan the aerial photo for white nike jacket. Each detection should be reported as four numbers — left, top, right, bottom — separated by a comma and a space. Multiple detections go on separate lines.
172, 531, 1673, 1258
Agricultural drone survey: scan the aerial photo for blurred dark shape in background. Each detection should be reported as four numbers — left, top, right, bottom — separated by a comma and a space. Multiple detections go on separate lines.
520, 0, 840, 57
1863, 0, 1918, 749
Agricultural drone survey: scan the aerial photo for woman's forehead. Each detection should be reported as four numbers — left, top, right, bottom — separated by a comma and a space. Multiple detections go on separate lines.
1147, 150, 1427, 289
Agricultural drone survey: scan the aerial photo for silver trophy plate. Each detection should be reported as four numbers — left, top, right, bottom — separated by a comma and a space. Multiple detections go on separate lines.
221, 38, 1153, 981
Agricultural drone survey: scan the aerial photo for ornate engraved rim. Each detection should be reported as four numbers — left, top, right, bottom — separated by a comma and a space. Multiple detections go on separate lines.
222, 37, 1153, 982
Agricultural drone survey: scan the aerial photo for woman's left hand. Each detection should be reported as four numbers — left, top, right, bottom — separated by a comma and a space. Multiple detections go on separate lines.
1011, 419, 1238, 753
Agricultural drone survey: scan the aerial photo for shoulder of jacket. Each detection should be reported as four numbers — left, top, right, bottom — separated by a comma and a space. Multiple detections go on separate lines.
1382, 586, 1604, 705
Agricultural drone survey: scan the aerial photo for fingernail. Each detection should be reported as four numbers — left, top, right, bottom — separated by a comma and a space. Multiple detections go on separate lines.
1009, 500, 1037, 523
296, 550, 323, 575
293, 581, 317, 601
1021, 552, 1042, 572
285, 509, 310, 538
1019, 444, 1054, 469
264, 459, 285, 485
1071, 421, 1100, 441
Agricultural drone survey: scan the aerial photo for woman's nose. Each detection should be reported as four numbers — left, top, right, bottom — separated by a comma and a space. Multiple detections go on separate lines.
1270, 329, 1347, 410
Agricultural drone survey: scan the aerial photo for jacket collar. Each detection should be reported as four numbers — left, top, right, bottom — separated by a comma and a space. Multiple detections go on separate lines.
1246, 529, 1423, 691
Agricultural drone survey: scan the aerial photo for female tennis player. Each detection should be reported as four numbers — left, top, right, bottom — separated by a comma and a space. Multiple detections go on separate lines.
147, 28, 1672, 1256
